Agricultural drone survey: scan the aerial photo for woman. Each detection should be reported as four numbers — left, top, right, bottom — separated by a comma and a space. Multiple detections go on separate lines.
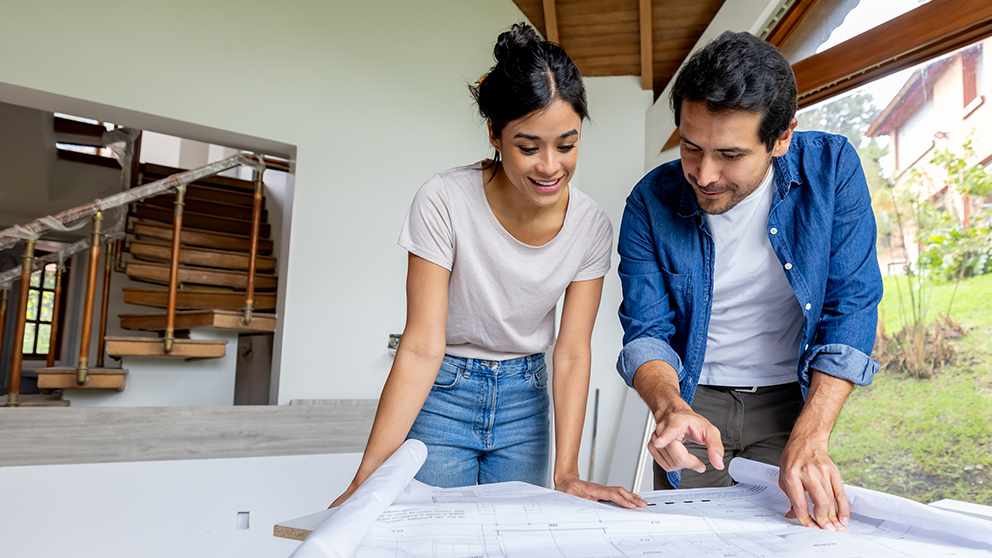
333, 23, 644, 509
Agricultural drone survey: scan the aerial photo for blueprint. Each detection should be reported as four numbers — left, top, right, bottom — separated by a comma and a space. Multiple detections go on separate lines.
279, 449, 992, 558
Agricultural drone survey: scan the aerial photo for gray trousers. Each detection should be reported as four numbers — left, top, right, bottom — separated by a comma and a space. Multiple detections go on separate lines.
654, 382, 804, 490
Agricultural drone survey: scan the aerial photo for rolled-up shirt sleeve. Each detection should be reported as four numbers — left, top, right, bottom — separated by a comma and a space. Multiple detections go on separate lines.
802, 344, 877, 387
616, 187, 683, 389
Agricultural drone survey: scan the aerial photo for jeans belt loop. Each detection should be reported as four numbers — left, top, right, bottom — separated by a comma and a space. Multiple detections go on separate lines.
734, 386, 759, 393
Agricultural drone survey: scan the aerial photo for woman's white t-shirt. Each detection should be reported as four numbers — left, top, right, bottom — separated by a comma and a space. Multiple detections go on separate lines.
398, 162, 613, 361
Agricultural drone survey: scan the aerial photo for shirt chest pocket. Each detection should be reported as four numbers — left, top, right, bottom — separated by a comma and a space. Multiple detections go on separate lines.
661, 268, 693, 328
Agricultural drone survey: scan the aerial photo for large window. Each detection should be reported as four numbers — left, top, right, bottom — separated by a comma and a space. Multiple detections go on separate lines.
795, 30, 992, 505
22, 263, 66, 359
779, 0, 933, 64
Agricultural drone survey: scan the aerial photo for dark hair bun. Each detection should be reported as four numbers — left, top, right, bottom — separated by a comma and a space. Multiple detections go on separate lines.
470, 22, 588, 175
493, 23, 542, 62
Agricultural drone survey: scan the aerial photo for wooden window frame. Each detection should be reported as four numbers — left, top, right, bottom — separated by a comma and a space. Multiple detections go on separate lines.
22, 259, 70, 360
793, 0, 992, 107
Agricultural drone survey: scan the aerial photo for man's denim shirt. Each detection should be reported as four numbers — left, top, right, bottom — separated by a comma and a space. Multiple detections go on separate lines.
617, 131, 883, 484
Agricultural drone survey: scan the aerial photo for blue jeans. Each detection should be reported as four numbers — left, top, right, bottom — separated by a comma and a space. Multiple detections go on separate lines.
407, 353, 550, 488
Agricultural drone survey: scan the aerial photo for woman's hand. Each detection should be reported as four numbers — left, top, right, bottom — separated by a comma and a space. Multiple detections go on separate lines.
554, 472, 648, 509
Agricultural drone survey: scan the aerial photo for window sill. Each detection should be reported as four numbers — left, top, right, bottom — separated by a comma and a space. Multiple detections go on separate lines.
964, 95, 985, 119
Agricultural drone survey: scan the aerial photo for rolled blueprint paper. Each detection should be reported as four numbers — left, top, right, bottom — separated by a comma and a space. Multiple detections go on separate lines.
290, 439, 428, 558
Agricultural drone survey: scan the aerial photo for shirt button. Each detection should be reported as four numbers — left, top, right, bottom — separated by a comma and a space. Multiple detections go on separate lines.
784, 263, 793, 270
770, 228, 778, 235
805, 303, 812, 311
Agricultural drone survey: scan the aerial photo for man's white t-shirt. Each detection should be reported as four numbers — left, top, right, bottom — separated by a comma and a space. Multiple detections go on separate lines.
700, 165, 803, 387
398, 162, 613, 361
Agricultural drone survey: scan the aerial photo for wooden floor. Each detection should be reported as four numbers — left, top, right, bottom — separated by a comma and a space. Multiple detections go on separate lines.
0, 401, 377, 467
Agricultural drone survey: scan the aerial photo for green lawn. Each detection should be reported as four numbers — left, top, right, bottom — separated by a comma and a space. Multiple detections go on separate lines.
878, 273, 992, 332
832, 273, 992, 505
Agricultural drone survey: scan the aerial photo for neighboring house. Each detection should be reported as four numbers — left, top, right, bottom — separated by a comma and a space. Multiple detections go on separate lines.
868, 38, 992, 270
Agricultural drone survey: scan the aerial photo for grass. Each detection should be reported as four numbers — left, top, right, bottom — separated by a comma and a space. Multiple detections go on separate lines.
832, 273, 992, 505
879, 273, 992, 332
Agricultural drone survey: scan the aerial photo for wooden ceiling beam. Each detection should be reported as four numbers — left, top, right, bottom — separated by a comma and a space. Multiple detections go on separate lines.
543, 0, 559, 43
640, 0, 653, 90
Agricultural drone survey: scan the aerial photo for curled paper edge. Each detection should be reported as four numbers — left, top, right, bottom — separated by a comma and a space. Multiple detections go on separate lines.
289, 439, 428, 558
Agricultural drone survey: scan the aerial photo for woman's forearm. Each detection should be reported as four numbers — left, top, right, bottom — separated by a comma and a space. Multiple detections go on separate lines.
349, 347, 445, 487
550, 350, 591, 485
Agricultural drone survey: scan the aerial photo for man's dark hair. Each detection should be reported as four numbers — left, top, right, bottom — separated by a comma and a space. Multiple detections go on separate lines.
670, 31, 797, 151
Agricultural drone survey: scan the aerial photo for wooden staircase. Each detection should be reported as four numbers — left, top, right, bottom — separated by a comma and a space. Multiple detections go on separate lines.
101, 162, 279, 360
3, 137, 282, 403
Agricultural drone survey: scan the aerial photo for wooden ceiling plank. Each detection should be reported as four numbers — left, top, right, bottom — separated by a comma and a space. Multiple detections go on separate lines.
560, 22, 640, 38
575, 55, 642, 68
640, 0, 653, 90
662, 129, 680, 152
558, 0, 638, 17
560, 33, 641, 49
558, 7, 638, 26
650, 0, 724, 21
515, 0, 545, 31
566, 44, 641, 58
543, 0, 559, 43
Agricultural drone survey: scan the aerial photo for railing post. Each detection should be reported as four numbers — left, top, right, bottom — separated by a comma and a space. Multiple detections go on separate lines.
242, 170, 264, 326
97, 242, 113, 368
77, 212, 103, 385
7, 238, 36, 407
164, 185, 186, 354
45, 266, 63, 368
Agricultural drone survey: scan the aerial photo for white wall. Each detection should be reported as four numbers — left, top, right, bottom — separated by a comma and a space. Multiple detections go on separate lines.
0, 0, 651, 478
0, 0, 522, 401
0, 453, 362, 557
570, 76, 653, 484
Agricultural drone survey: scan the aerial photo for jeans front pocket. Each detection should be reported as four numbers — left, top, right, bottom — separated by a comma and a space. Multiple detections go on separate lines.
527, 365, 548, 391
432, 362, 463, 390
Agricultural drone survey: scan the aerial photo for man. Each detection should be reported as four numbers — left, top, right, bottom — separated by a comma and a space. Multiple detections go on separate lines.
616, 31, 882, 532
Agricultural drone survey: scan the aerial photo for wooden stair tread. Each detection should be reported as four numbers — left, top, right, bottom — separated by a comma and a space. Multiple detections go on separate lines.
0, 393, 71, 407
141, 193, 268, 222
104, 337, 227, 358
122, 288, 276, 311
125, 261, 278, 291
139, 179, 259, 208
142, 162, 256, 193
132, 204, 271, 237
128, 240, 277, 273
119, 310, 277, 332
37, 367, 128, 391
131, 221, 273, 255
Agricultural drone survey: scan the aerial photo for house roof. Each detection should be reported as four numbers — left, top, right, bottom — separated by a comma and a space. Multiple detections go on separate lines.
866, 52, 961, 137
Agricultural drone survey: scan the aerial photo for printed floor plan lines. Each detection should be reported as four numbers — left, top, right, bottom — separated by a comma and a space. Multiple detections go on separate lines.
278, 458, 992, 558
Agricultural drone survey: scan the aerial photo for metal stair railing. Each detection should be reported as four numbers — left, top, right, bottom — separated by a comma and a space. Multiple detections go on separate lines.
0, 153, 272, 406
